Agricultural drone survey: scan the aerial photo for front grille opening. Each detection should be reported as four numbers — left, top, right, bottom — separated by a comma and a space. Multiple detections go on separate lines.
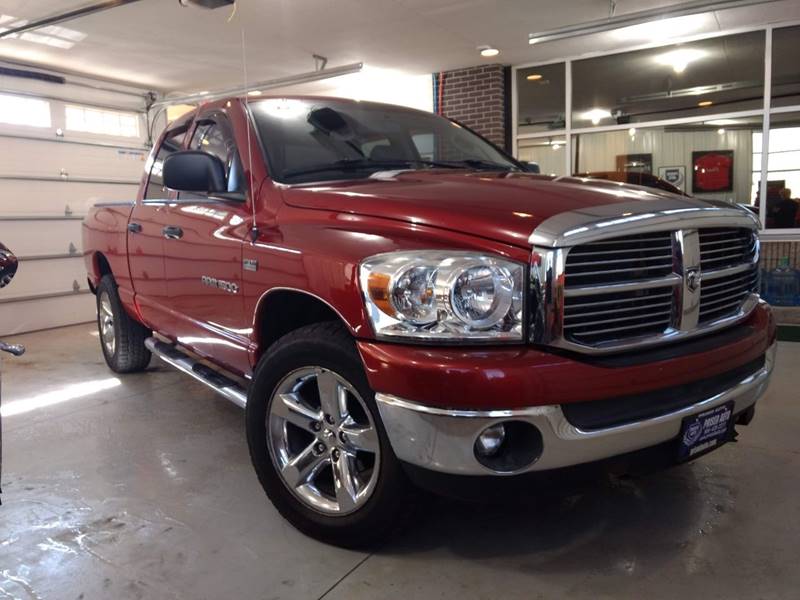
564, 231, 674, 288
699, 228, 756, 272
699, 267, 759, 324
564, 287, 674, 345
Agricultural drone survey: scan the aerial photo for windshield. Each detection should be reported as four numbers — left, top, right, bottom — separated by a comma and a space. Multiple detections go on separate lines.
250, 98, 519, 184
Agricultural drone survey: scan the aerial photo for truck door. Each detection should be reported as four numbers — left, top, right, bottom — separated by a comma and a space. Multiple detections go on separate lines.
128, 126, 188, 329
162, 112, 251, 374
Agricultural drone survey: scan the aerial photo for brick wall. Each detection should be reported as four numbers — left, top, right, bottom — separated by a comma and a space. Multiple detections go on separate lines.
438, 64, 506, 149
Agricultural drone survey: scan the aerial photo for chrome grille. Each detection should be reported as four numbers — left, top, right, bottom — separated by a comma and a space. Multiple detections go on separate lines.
556, 226, 758, 351
699, 228, 757, 271
699, 267, 760, 324
564, 287, 674, 345
564, 232, 674, 287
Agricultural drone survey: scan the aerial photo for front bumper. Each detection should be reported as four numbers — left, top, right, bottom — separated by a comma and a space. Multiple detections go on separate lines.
375, 342, 776, 476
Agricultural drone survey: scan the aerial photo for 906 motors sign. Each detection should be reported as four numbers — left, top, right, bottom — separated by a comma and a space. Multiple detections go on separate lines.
678, 401, 735, 460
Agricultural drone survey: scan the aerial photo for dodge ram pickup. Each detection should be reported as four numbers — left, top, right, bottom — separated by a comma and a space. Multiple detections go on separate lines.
83, 96, 776, 546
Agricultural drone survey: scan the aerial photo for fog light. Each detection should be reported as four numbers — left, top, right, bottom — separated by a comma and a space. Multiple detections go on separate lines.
475, 423, 506, 457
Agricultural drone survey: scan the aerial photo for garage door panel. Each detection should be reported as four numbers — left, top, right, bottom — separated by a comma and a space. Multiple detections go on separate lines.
0, 293, 94, 336
4, 257, 89, 298
0, 220, 84, 256
0, 138, 146, 179
0, 180, 139, 216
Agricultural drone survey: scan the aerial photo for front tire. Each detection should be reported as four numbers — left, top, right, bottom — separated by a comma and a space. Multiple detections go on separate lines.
96, 275, 151, 373
246, 322, 411, 548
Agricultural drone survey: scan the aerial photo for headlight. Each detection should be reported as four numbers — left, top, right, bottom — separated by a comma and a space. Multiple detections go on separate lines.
360, 251, 524, 341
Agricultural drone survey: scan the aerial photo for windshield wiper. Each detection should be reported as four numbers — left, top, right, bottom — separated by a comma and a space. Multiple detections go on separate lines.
439, 159, 517, 171
282, 159, 465, 179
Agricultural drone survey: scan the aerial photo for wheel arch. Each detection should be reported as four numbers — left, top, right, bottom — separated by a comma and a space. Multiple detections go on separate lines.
88, 251, 113, 294
253, 288, 361, 361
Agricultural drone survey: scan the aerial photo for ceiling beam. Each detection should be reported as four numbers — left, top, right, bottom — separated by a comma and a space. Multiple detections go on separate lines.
0, 0, 145, 39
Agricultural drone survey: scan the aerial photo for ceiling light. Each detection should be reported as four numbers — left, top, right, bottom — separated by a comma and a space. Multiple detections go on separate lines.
611, 14, 707, 42
655, 48, 706, 74
705, 119, 741, 126
526, 73, 543, 81
628, 127, 636, 137
247, 90, 262, 96
478, 45, 500, 57
698, 100, 713, 107
551, 144, 561, 150
717, 128, 725, 134
581, 108, 612, 125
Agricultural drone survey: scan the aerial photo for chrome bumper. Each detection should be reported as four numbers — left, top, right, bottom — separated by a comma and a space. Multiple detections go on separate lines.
375, 342, 777, 476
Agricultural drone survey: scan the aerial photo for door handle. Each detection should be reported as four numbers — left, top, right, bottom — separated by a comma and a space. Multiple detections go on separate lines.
162, 225, 183, 240
127, 222, 142, 233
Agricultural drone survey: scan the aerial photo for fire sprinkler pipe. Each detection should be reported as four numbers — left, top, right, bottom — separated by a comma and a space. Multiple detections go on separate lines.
148, 62, 364, 108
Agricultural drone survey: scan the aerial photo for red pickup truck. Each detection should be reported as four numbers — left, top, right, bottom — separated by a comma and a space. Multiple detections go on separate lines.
83, 96, 776, 546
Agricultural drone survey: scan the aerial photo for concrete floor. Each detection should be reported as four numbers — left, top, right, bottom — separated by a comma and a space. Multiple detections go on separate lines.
1, 323, 798, 600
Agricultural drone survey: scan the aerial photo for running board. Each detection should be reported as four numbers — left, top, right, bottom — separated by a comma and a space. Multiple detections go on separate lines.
145, 337, 248, 408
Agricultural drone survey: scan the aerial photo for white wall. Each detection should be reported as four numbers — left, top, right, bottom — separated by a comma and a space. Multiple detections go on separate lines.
272, 66, 434, 112
0, 68, 150, 335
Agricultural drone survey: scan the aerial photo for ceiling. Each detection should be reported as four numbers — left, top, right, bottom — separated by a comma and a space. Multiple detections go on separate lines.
0, 0, 799, 94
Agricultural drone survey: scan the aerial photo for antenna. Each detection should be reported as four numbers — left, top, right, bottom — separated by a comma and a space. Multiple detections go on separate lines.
239, 27, 258, 242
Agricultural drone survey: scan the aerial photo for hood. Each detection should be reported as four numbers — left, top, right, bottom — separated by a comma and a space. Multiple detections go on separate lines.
281, 171, 718, 249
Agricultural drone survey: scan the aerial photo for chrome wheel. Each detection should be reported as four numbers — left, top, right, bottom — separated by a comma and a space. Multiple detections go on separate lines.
267, 367, 380, 516
99, 291, 116, 356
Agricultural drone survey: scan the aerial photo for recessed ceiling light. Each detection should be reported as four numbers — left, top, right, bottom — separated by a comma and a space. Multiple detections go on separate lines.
247, 90, 262, 96
526, 73, 543, 81
580, 108, 612, 125
655, 48, 706, 74
698, 100, 713, 107
478, 45, 500, 57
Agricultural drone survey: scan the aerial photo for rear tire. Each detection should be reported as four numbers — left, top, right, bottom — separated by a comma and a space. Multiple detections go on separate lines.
96, 274, 151, 373
246, 321, 412, 548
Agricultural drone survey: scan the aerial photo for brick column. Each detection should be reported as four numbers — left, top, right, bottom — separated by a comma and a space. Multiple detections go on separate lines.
436, 64, 508, 150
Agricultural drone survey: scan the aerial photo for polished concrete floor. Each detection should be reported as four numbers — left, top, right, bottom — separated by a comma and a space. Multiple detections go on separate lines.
1, 323, 798, 600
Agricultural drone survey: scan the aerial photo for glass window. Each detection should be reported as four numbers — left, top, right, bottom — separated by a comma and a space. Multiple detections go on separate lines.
144, 128, 187, 200
571, 31, 765, 128
187, 118, 244, 194
761, 112, 800, 229
572, 116, 763, 203
0, 93, 51, 128
517, 137, 566, 176
251, 98, 518, 183
771, 25, 800, 108
516, 63, 565, 135
65, 105, 140, 137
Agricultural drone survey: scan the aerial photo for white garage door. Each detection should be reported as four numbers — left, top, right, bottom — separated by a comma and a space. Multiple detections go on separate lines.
0, 74, 152, 336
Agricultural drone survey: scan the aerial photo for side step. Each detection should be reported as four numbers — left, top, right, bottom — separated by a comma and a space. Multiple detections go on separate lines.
145, 337, 248, 408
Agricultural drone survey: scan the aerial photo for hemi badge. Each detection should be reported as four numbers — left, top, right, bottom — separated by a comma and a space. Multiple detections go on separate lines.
243, 258, 258, 272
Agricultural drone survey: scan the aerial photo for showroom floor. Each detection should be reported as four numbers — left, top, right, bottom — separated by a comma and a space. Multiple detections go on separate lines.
1, 324, 798, 600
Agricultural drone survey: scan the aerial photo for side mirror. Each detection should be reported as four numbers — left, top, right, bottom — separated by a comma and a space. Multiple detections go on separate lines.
0, 243, 18, 288
163, 150, 228, 195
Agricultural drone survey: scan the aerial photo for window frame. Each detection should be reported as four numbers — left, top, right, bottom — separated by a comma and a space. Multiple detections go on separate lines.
511, 20, 800, 238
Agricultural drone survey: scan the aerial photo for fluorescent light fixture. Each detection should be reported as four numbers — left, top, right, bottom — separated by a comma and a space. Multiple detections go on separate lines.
247, 90, 262, 96
581, 108, 612, 125
654, 48, 706, 73
698, 100, 713, 107
705, 119, 741, 125
478, 45, 500, 57
526, 73, 543, 81
611, 14, 707, 42
20, 31, 74, 49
